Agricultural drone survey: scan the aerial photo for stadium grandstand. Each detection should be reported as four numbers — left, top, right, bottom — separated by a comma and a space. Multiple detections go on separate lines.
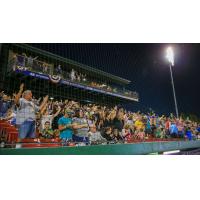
0, 43, 200, 155
0, 44, 138, 106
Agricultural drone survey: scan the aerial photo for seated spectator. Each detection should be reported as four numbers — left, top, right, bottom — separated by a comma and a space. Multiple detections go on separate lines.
58, 109, 73, 141
88, 124, 106, 145
40, 121, 54, 139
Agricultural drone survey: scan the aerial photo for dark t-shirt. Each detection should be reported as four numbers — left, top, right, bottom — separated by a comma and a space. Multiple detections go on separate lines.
101, 131, 113, 141
52, 113, 63, 130
113, 117, 124, 131
103, 119, 113, 128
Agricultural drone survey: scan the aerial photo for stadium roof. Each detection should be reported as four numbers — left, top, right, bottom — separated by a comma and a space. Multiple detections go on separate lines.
12, 43, 131, 85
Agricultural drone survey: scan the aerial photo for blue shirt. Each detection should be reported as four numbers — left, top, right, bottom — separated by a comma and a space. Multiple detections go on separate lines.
146, 119, 151, 130
0, 99, 11, 116
170, 124, 178, 134
186, 130, 193, 140
58, 116, 73, 139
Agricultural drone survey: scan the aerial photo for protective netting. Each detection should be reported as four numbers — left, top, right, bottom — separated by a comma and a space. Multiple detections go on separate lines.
0, 43, 199, 148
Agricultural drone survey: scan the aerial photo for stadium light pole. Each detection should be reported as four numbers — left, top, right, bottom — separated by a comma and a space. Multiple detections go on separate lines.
166, 47, 179, 119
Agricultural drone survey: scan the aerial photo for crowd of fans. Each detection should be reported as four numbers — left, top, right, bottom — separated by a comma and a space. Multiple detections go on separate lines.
10, 53, 138, 99
1, 84, 200, 146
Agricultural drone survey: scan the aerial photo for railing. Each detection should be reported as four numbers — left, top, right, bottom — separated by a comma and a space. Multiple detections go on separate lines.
8, 54, 139, 100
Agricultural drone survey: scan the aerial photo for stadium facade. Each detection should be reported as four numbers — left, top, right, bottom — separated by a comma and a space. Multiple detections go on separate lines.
0, 43, 138, 107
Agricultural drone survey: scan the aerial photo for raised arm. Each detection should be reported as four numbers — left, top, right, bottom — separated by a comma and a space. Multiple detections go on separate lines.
52, 106, 61, 119
39, 95, 49, 111
14, 83, 24, 105
40, 103, 48, 115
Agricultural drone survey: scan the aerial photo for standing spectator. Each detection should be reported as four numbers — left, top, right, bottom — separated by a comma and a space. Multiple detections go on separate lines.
72, 109, 89, 142
11, 53, 18, 71
40, 105, 61, 132
134, 116, 144, 131
18, 54, 26, 67
58, 109, 73, 141
169, 121, 178, 138
27, 55, 38, 69
15, 84, 48, 139
70, 69, 76, 81
56, 64, 62, 75
112, 110, 124, 132
42, 62, 49, 73
185, 127, 193, 141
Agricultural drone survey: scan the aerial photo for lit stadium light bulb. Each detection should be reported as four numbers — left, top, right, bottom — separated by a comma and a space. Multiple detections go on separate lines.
166, 47, 174, 66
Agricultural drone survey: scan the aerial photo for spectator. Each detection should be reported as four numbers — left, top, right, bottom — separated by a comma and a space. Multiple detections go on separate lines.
169, 121, 178, 138
15, 84, 48, 139
112, 110, 124, 132
40, 121, 54, 139
58, 109, 73, 141
88, 124, 106, 145
40, 105, 61, 132
112, 128, 123, 143
134, 116, 145, 131
101, 127, 113, 142
70, 69, 76, 81
122, 124, 132, 141
0, 92, 11, 118
72, 109, 89, 143
27, 55, 38, 69
185, 127, 193, 141
2, 108, 16, 125
56, 64, 62, 75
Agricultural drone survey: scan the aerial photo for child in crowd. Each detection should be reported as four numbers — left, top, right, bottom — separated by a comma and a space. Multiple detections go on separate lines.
40, 121, 54, 139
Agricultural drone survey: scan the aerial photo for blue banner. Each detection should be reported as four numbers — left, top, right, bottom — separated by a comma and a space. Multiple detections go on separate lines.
14, 68, 137, 101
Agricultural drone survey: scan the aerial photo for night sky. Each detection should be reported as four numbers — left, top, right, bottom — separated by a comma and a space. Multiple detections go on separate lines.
30, 43, 200, 117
